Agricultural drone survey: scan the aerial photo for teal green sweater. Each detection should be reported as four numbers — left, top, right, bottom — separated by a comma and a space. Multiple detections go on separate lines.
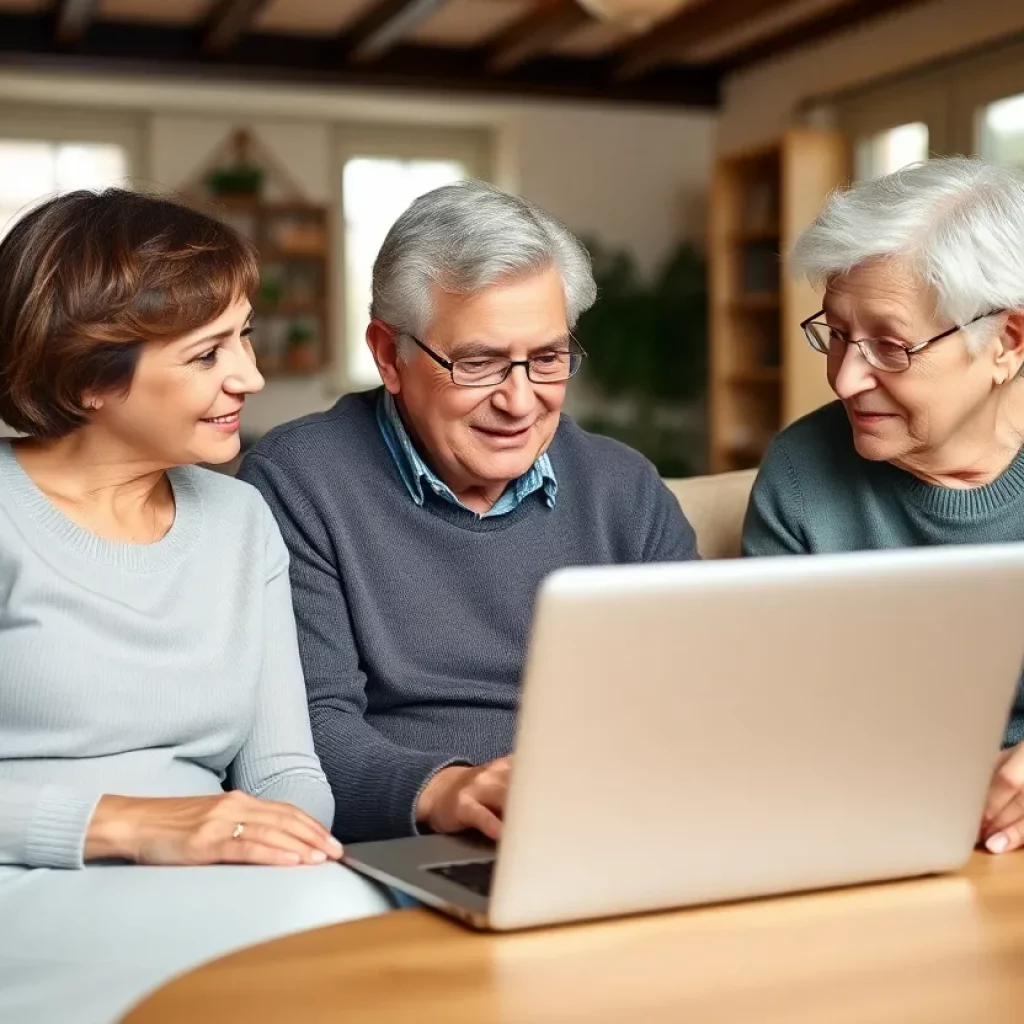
742, 400, 1024, 747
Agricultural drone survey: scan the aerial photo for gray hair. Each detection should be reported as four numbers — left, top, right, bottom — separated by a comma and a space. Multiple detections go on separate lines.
790, 157, 1024, 353
370, 180, 596, 353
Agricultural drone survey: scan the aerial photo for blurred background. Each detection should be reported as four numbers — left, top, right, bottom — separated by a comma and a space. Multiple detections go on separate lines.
0, 0, 1022, 476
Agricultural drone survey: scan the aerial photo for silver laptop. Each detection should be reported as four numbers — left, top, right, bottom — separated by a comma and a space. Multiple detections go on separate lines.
343, 544, 1024, 931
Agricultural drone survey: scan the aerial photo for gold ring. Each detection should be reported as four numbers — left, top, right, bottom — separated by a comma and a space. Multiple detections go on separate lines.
231, 822, 245, 840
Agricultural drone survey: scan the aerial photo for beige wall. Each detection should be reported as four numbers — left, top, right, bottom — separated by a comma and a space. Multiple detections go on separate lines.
719, 0, 1024, 153
0, 69, 715, 435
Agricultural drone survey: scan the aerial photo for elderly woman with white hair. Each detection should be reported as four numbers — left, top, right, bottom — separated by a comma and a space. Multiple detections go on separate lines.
742, 156, 1024, 856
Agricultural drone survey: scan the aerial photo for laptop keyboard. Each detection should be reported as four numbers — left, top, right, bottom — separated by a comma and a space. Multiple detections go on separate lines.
426, 859, 495, 897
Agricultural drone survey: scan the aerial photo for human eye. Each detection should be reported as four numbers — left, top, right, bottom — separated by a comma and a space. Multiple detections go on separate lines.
532, 352, 566, 366
192, 346, 220, 367
456, 357, 505, 379
870, 339, 910, 360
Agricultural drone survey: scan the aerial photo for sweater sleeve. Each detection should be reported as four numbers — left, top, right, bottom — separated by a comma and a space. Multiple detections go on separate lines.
0, 781, 101, 869
238, 453, 465, 843
226, 503, 335, 830
641, 465, 701, 563
741, 438, 809, 556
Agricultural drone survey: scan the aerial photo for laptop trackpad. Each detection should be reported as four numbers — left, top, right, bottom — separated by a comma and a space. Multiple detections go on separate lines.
425, 858, 495, 897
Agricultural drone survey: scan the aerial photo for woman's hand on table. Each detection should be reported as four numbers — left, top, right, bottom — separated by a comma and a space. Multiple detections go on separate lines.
84, 792, 343, 866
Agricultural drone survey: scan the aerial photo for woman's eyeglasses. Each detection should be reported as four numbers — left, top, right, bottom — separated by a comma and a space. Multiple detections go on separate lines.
800, 310, 1002, 373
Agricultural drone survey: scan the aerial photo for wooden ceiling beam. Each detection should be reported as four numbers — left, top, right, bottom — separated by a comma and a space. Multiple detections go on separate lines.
0, 12, 721, 108
487, 0, 591, 75
340, 0, 449, 64
615, 0, 787, 81
718, 0, 935, 70
54, 0, 99, 46
203, 0, 272, 55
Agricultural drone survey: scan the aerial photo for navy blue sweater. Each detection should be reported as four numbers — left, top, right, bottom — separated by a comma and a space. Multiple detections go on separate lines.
240, 390, 698, 841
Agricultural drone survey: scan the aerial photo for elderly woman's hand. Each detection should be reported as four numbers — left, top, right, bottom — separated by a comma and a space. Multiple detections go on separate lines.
84, 792, 343, 866
980, 743, 1024, 853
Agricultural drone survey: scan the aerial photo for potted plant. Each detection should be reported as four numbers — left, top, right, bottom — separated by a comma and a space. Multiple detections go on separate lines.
574, 238, 708, 477
285, 322, 319, 373
206, 163, 264, 199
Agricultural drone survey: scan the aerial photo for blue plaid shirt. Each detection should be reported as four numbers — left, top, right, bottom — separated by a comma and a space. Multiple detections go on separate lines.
376, 390, 557, 517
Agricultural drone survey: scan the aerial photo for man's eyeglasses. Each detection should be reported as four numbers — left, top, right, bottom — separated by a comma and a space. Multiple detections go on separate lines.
406, 334, 587, 388
800, 310, 1002, 373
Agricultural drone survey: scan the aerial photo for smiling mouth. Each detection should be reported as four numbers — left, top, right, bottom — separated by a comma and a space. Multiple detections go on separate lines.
200, 410, 242, 428
474, 424, 533, 437
850, 408, 897, 419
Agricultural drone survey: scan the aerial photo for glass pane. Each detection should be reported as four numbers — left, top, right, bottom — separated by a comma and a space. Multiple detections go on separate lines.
342, 157, 467, 388
54, 143, 129, 192
855, 122, 929, 181
0, 141, 58, 203
0, 139, 129, 238
979, 93, 1024, 169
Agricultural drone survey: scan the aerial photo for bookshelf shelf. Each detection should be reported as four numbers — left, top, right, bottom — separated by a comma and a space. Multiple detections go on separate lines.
709, 130, 848, 473
185, 128, 333, 378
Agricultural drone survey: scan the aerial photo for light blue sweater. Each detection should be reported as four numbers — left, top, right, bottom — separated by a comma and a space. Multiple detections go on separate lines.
0, 442, 333, 869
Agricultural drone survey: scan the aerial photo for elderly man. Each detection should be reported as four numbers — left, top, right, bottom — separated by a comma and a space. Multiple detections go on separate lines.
240, 181, 698, 843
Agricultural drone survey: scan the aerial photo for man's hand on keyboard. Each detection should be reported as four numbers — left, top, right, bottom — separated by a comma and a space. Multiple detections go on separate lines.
416, 756, 512, 840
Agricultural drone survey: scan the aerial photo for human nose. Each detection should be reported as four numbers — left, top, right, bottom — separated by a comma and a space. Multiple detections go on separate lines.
829, 341, 877, 400
490, 362, 536, 418
223, 339, 265, 396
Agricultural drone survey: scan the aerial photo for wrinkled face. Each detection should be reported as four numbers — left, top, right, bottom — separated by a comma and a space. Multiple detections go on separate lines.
822, 260, 1009, 466
376, 265, 571, 500
89, 297, 263, 467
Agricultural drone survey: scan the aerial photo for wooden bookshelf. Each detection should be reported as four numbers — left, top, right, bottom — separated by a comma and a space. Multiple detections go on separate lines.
709, 129, 848, 473
183, 129, 332, 379
206, 197, 331, 377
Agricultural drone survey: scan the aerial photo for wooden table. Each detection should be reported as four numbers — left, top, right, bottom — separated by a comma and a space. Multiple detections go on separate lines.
125, 853, 1024, 1023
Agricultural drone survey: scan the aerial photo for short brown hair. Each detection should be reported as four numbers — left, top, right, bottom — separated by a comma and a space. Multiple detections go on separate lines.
0, 188, 259, 438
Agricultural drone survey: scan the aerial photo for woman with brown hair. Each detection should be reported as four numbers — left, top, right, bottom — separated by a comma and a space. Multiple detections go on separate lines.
0, 190, 388, 1024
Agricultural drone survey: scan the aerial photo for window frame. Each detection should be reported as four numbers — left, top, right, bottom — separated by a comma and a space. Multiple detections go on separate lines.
835, 76, 950, 180
331, 122, 494, 393
824, 35, 1024, 176
0, 102, 146, 185
948, 38, 1024, 157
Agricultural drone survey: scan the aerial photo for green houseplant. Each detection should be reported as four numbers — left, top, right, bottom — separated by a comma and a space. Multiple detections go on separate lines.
573, 239, 708, 477
205, 163, 264, 199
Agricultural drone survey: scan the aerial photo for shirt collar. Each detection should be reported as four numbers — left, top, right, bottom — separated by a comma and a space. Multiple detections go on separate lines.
377, 390, 557, 516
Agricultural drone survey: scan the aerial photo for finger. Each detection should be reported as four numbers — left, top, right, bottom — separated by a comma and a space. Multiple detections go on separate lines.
220, 793, 329, 838
983, 775, 1022, 830
464, 800, 503, 841
221, 800, 342, 859
229, 823, 331, 865
982, 746, 1024, 827
470, 779, 510, 815
984, 816, 1024, 855
263, 808, 343, 859
220, 840, 304, 867
986, 790, 1024, 837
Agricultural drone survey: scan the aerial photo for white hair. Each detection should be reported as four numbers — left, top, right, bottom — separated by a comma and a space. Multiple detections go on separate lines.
790, 157, 1024, 353
370, 180, 596, 356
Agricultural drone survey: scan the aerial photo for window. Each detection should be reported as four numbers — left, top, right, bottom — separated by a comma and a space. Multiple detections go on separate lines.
855, 121, 929, 180
978, 92, 1024, 169
341, 156, 469, 389
0, 140, 130, 237
829, 37, 1024, 175
334, 124, 493, 392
